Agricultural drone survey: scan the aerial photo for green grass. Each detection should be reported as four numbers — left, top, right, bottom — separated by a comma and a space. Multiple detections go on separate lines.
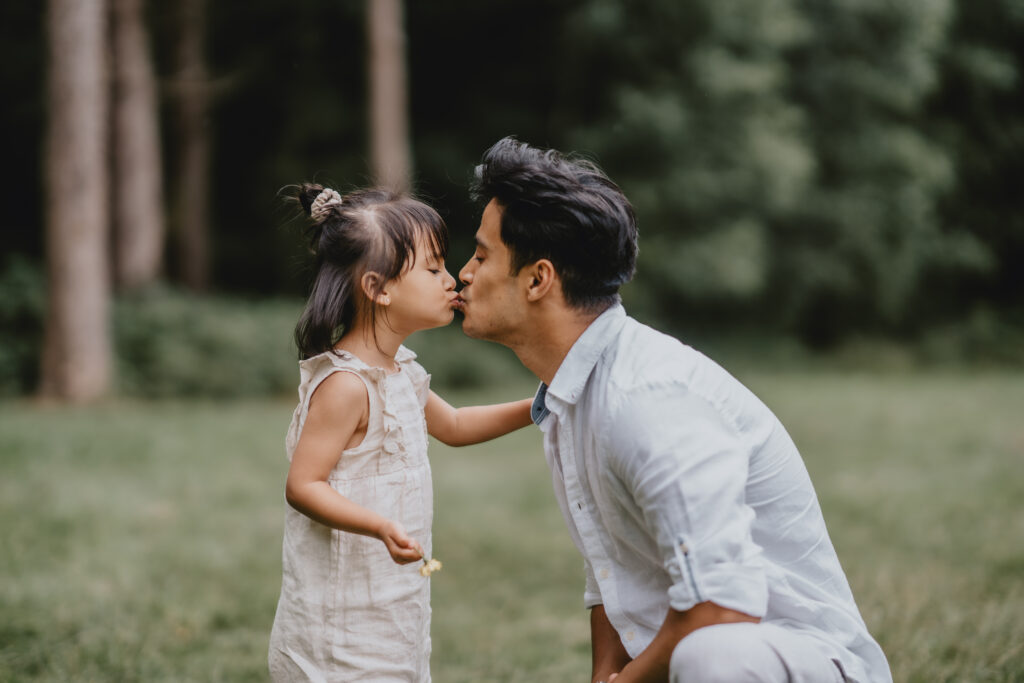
2, 371, 1023, 682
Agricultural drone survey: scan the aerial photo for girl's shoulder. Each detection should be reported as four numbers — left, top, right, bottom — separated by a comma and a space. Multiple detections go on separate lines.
307, 369, 369, 415
293, 351, 373, 412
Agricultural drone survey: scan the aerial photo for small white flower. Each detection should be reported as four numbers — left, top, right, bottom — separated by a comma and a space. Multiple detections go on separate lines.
419, 557, 442, 577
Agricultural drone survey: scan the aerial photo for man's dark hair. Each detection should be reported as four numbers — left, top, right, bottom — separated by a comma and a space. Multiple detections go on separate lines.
471, 137, 638, 313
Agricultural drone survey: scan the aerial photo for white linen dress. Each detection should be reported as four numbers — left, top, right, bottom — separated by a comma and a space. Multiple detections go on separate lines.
269, 346, 433, 682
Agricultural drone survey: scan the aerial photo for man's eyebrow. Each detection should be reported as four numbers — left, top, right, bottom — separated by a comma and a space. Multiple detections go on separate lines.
474, 236, 490, 250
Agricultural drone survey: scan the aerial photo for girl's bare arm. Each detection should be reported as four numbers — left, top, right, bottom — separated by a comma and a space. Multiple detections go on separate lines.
424, 391, 533, 447
285, 371, 423, 563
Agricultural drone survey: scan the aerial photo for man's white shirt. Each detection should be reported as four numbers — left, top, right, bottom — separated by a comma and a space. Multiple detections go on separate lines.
530, 304, 892, 683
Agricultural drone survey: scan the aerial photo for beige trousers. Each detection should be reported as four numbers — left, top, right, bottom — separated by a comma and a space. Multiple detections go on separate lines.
670, 622, 851, 683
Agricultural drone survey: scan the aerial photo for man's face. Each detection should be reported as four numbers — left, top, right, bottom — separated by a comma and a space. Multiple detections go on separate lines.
456, 199, 529, 343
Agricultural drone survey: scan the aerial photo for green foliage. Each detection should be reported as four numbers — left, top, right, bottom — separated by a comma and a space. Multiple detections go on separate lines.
928, 0, 1024, 311
567, 0, 812, 311
918, 306, 1024, 367
782, 0, 988, 342
2, 374, 1023, 680
2, 267, 1018, 399
0, 257, 45, 396
561, 0, 1005, 345
111, 289, 526, 398
113, 288, 302, 398
2, 0, 1024, 372
407, 325, 533, 391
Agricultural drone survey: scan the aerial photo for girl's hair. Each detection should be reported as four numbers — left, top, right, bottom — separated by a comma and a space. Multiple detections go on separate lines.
291, 183, 449, 360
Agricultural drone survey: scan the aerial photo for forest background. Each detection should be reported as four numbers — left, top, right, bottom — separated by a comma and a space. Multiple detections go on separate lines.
2, 2, 1024, 681
1, 0, 1023, 400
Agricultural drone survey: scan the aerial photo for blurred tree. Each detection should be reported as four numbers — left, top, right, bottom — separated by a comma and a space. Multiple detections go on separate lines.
563, 0, 814, 328
929, 0, 1023, 313
171, 0, 211, 291
111, 0, 165, 290
368, 0, 411, 192
40, 0, 112, 401
783, 0, 978, 345
1, 0, 1022, 354
562, 0, 979, 345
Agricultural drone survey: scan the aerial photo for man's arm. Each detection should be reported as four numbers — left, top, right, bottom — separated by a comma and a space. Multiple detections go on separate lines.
606, 602, 759, 683
591, 605, 632, 683
601, 385, 769, 681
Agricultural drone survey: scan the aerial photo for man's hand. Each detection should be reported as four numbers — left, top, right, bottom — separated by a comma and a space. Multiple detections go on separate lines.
605, 602, 759, 682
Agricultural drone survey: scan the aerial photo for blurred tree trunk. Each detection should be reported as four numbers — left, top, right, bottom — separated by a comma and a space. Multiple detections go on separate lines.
367, 0, 411, 193
111, 0, 165, 290
172, 0, 210, 291
40, 0, 111, 402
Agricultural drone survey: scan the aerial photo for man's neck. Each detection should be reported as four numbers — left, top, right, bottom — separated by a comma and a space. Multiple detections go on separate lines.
509, 306, 604, 385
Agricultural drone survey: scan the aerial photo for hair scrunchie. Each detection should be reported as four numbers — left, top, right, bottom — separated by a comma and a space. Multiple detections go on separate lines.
310, 188, 343, 223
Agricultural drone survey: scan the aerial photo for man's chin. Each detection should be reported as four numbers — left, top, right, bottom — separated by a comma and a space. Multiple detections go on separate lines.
457, 315, 480, 339
455, 312, 485, 340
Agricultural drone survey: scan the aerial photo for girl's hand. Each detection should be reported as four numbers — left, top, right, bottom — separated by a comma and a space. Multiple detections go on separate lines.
378, 519, 423, 564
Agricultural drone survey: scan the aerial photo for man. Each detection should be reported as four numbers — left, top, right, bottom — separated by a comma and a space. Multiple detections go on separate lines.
454, 137, 892, 683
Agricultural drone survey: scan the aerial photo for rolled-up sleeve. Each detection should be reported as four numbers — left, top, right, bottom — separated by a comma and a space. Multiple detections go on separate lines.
604, 383, 768, 617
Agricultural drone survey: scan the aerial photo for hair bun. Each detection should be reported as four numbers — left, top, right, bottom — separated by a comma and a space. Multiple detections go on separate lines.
310, 188, 344, 223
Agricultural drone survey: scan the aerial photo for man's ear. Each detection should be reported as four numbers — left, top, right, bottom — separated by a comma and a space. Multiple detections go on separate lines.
361, 272, 390, 305
524, 259, 558, 302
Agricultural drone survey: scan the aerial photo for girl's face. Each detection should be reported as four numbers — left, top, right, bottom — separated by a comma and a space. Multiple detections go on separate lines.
380, 236, 458, 334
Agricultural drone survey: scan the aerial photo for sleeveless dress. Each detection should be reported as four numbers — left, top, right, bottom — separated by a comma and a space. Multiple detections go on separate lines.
268, 346, 433, 682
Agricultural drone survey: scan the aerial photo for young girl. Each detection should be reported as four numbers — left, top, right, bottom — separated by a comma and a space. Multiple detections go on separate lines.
268, 184, 532, 682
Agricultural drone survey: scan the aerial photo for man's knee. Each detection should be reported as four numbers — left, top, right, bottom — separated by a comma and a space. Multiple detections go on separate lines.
670, 623, 788, 683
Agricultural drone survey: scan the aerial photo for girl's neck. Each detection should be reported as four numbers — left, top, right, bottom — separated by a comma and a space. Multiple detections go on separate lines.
335, 322, 407, 373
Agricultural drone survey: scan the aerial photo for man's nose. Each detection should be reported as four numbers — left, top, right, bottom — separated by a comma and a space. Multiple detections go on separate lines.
458, 261, 473, 285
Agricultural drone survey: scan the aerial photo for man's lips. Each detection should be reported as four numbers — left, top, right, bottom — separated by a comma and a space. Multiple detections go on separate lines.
451, 293, 466, 310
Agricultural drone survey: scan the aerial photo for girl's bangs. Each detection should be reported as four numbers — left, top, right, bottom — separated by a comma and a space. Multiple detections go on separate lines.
418, 220, 448, 262
407, 202, 449, 262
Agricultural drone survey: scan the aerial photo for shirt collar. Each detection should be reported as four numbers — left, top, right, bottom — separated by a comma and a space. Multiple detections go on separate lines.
531, 304, 627, 425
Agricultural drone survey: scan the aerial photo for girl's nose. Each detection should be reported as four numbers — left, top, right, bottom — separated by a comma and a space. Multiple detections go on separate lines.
444, 269, 456, 290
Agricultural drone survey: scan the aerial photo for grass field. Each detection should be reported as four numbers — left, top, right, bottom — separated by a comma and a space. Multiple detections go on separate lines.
1, 371, 1023, 682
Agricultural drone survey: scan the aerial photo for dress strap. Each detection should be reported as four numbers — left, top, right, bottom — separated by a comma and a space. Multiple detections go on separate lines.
285, 351, 385, 458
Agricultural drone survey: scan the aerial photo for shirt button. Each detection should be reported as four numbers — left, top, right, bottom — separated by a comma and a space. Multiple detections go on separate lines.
625, 630, 635, 641
599, 568, 609, 579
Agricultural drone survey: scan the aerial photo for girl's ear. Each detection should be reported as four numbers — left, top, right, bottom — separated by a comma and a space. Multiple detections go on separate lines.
361, 272, 390, 306
525, 259, 557, 302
